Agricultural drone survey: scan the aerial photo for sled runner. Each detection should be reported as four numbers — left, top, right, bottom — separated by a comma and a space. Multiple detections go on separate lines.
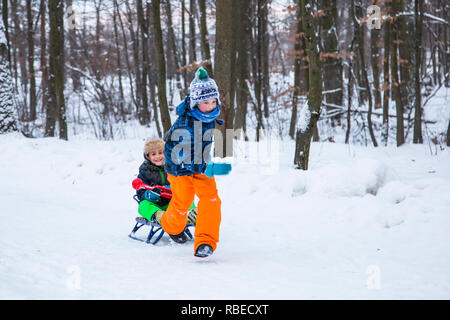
129, 179, 194, 245
128, 214, 194, 245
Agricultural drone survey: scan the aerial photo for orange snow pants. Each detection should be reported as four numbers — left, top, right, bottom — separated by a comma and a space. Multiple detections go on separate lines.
161, 173, 222, 252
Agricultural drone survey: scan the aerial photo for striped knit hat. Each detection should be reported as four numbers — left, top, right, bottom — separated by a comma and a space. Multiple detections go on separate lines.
189, 67, 220, 109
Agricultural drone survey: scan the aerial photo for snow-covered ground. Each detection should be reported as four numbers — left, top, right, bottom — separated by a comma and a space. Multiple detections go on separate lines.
0, 133, 449, 299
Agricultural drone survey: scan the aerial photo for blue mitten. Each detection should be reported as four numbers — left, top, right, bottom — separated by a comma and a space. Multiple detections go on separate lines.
205, 162, 232, 178
144, 190, 161, 203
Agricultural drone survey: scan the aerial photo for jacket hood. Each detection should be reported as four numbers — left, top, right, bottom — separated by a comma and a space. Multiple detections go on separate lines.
176, 95, 192, 116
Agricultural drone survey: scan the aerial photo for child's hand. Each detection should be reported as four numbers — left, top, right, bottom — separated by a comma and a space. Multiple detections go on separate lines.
144, 190, 161, 203
205, 162, 232, 178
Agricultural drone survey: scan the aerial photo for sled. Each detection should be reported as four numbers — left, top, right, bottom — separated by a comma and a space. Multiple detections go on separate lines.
129, 181, 194, 245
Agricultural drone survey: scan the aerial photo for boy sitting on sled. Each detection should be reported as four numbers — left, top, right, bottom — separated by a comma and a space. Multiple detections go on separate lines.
136, 139, 196, 226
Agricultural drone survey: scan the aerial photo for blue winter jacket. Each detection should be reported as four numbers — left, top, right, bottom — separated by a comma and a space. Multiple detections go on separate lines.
164, 95, 223, 176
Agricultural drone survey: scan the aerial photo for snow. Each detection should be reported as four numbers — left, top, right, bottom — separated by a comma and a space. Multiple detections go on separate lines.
0, 133, 449, 299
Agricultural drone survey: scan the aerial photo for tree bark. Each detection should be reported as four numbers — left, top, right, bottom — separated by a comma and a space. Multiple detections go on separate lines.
382, 9, 391, 146
391, 0, 405, 146
66, 0, 80, 92
198, 0, 213, 77
47, 0, 66, 140
165, 0, 181, 81
137, 0, 151, 125
294, 0, 322, 170
447, 118, 450, 147
112, 0, 125, 121
26, 0, 36, 121
261, 0, 270, 119
371, 28, 382, 111
188, 0, 197, 80
214, 0, 234, 157
413, 0, 423, 143
125, 0, 142, 118
352, 0, 377, 147
151, 0, 171, 135
181, 0, 188, 93
146, 2, 162, 137
289, 4, 304, 140
234, 0, 251, 139
0, 0, 17, 133
320, 0, 342, 125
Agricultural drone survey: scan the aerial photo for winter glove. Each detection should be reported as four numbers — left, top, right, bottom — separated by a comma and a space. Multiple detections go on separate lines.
144, 190, 161, 203
205, 162, 232, 178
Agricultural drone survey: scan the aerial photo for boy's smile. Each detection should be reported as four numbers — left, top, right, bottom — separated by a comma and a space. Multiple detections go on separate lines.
197, 98, 217, 113
149, 150, 165, 166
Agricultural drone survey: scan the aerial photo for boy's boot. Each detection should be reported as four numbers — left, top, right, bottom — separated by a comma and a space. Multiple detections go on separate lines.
168, 231, 188, 244
151, 210, 165, 225
195, 244, 213, 258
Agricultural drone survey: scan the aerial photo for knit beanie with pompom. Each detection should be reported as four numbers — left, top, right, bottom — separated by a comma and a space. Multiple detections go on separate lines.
189, 67, 220, 109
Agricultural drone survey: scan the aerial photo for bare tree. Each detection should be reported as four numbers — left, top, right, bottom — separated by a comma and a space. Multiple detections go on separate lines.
198, 0, 213, 77
391, 0, 405, 146
214, 0, 234, 157
26, 0, 36, 121
45, 0, 66, 140
151, 0, 171, 135
0, 0, 17, 133
413, 0, 423, 143
294, 0, 322, 170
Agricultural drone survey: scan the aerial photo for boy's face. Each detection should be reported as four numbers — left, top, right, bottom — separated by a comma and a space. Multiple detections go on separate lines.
197, 98, 217, 113
148, 149, 165, 166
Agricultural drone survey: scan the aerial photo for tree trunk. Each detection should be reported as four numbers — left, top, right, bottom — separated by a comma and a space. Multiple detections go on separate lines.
147, 3, 162, 137
289, 4, 304, 140
39, 0, 48, 117
198, 0, 213, 77
234, 0, 251, 139
254, 0, 264, 141
181, 0, 188, 93
47, 0, 66, 140
320, 0, 343, 125
116, 0, 137, 112
352, 0, 377, 147
214, 0, 234, 157
151, 0, 171, 135
413, 0, 423, 144
125, 0, 142, 119
165, 0, 181, 82
66, 0, 80, 92
26, 0, 36, 121
188, 0, 196, 80
371, 28, 382, 111
137, 0, 151, 125
382, 10, 391, 146
294, 0, 322, 170
0, 1, 17, 133
345, 26, 357, 145
261, 0, 270, 119
112, 0, 125, 122
391, 0, 405, 146
447, 118, 450, 147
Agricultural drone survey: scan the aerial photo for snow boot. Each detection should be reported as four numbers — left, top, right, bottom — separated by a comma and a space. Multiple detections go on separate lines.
168, 231, 188, 244
194, 244, 213, 258
151, 210, 164, 225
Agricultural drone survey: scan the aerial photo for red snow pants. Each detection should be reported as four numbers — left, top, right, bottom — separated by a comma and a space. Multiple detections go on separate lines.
161, 173, 222, 252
